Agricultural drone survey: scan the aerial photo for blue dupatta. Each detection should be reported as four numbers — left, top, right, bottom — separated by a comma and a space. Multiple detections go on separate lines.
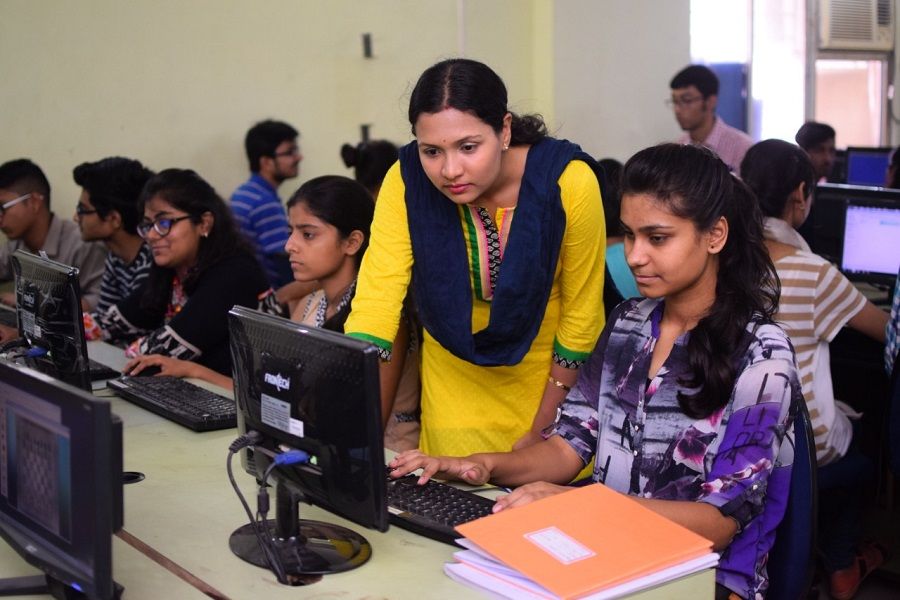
400, 137, 598, 366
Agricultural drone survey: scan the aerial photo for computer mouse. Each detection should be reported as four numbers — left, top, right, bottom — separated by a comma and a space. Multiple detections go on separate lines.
128, 364, 162, 377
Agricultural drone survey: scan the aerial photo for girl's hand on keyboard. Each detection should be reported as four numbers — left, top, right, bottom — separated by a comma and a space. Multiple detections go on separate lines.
125, 354, 198, 378
491, 481, 568, 513
388, 450, 490, 486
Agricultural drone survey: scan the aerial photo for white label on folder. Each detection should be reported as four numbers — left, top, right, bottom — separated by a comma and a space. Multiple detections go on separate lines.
260, 393, 291, 432
524, 527, 595, 564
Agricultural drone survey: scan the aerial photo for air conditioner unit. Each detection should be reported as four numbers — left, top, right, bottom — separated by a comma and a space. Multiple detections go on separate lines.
819, 0, 894, 51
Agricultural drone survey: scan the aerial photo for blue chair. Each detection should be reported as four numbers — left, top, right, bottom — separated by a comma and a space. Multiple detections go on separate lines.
767, 400, 817, 600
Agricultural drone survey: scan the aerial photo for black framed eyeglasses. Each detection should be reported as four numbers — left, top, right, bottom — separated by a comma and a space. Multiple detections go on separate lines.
137, 215, 192, 239
75, 203, 99, 216
0, 193, 31, 216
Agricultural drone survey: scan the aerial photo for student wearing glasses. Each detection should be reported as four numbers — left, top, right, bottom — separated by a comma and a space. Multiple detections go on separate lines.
0, 158, 106, 311
92, 169, 281, 375
669, 65, 753, 172
73, 157, 156, 343
230, 119, 302, 290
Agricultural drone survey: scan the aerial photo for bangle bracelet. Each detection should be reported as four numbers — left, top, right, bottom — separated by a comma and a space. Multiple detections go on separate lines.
547, 376, 571, 392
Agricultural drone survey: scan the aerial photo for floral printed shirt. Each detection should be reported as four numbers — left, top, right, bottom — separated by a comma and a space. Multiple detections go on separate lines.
554, 298, 801, 599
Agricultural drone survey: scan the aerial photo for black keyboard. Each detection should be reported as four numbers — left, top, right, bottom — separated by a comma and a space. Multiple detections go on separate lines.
386, 474, 495, 545
107, 376, 236, 432
88, 358, 119, 381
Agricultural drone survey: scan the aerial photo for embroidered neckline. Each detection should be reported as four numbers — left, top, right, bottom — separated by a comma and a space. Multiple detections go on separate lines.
301, 280, 356, 327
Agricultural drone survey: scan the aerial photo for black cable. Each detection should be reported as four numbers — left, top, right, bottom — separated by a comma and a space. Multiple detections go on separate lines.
226, 433, 289, 583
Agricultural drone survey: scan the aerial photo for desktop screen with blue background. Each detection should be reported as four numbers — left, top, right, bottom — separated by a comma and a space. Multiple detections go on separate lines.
846, 148, 892, 187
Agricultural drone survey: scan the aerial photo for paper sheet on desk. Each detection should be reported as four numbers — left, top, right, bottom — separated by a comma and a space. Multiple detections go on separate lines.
445, 539, 719, 600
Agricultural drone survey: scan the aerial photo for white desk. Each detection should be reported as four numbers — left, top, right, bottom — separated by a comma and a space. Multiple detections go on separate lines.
0, 341, 714, 599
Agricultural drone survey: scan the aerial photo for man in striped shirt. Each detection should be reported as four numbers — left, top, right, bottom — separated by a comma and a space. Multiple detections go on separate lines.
73, 157, 154, 317
742, 140, 888, 599
230, 120, 301, 288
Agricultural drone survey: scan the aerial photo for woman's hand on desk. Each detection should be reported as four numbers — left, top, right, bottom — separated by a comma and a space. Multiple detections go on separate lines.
491, 481, 568, 513
387, 450, 491, 487
124, 354, 200, 378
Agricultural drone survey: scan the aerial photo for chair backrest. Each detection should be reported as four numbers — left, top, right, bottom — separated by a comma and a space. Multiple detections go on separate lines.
767, 400, 817, 600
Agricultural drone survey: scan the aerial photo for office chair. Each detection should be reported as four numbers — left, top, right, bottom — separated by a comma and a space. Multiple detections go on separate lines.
767, 400, 817, 600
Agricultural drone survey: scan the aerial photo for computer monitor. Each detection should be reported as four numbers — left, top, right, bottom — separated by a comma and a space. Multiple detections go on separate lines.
840, 199, 900, 286
227, 306, 387, 580
10, 250, 91, 392
801, 183, 897, 263
845, 146, 892, 187
0, 360, 123, 599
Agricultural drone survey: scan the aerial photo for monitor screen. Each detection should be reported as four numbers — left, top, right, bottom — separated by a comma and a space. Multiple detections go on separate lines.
802, 183, 899, 263
11, 251, 91, 392
227, 306, 386, 579
845, 146, 892, 187
0, 360, 123, 599
840, 200, 900, 284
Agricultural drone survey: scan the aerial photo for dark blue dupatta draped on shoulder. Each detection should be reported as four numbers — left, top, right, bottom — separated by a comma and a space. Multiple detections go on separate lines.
400, 137, 599, 366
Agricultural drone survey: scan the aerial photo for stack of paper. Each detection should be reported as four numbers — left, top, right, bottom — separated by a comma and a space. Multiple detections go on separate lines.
444, 484, 719, 599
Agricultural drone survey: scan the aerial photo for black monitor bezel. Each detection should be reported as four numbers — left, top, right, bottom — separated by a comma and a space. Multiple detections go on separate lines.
839, 196, 900, 286
0, 360, 121, 599
10, 250, 91, 392
805, 183, 900, 263
227, 306, 388, 533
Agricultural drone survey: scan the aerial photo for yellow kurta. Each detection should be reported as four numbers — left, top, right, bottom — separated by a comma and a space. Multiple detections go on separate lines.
346, 159, 605, 456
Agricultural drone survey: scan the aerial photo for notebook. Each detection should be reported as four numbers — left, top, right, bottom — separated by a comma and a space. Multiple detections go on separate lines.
447, 483, 717, 599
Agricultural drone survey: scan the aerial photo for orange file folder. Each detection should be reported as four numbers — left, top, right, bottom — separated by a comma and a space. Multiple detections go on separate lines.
455, 483, 715, 599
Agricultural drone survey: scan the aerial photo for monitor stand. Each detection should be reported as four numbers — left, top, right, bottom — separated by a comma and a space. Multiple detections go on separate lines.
0, 574, 123, 599
228, 480, 372, 584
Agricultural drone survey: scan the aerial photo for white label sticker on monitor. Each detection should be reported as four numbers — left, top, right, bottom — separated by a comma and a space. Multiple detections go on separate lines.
260, 393, 291, 433
524, 526, 595, 564
21, 311, 35, 337
289, 418, 304, 438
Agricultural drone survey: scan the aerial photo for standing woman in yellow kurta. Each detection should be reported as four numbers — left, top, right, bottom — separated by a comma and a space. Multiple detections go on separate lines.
345, 58, 605, 456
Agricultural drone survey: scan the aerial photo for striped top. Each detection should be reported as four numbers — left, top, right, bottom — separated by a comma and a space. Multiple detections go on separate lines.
230, 174, 291, 287
93, 243, 153, 315
773, 250, 866, 464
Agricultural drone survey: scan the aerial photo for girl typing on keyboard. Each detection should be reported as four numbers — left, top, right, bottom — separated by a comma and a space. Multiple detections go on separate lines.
389, 144, 802, 600
125, 175, 421, 452
91, 169, 279, 379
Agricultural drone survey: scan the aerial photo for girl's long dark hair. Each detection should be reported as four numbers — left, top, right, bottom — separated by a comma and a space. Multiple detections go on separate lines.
408, 58, 547, 146
139, 169, 253, 312
621, 144, 780, 419
286, 175, 374, 332
740, 139, 815, 218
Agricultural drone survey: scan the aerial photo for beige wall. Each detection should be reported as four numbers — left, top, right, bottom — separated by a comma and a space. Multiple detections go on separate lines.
553, 0, 691, 162
0, 0, 544, 218
0, 0, 690, 221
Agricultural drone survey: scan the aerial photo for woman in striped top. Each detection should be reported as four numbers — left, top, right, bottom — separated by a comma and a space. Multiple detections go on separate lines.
741, 139, 889, 600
